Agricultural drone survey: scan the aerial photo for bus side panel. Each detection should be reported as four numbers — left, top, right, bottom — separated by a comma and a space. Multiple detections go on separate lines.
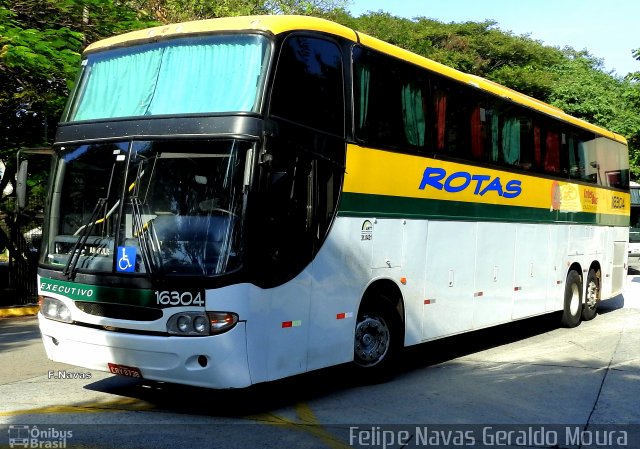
206, 283, 270, 385
472, 222, 516, 328
597, 225, 628, 300
307, 217, 370, 372
265, 272, 312, 381
546, 224, 570, 312
400, 218, 429, 347
610, 239, 628, 298
208, 278, 312, 384
422, 221, 476, 340
512, 223, 551, 320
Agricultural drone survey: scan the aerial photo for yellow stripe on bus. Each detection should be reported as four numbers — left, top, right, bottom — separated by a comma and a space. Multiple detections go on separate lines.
343, 144, 629, 216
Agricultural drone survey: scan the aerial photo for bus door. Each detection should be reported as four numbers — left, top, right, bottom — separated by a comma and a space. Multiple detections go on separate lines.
256, 33, 346, 377
10, 148, 55, 301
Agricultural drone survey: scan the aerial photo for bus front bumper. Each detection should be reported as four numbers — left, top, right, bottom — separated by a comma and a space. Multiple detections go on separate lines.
38, 313, 252, 389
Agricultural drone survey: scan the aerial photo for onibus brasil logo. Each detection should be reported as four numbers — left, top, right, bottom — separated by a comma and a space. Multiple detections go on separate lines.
8, 425, 72, 448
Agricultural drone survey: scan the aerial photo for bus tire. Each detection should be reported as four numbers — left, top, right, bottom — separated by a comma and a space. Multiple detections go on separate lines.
561, 270, 583, 328
581, 268, 600, 321
353, 297, 401, 381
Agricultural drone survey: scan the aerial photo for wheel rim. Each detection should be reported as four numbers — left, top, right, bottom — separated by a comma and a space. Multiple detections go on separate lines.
570, 283, 580, 315
354, 315, 390, 367
586, 279, 598, 309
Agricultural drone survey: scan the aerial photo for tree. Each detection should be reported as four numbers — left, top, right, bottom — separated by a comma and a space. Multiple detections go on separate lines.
549, 50, 640, 177
624, 48, 640, 177
126, 0, 348, 23
0, 0, 156, 197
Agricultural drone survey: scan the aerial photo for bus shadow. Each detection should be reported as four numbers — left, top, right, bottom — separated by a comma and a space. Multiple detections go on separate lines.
83, 312, 571, 417
83, 363, 359, 417
597, 293, 624, 313
399, 312, 561, 371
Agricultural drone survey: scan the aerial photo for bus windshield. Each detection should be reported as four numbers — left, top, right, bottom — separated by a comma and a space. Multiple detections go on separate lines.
66, 34, 270, 121
43, 140, 248, 277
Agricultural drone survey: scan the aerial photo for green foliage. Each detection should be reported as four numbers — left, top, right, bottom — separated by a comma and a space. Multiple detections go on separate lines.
549, 51, 624, 125
0, 0, 157, 152
549, 54, 640, 177
0, 0, 157, 208
623, 49, 640, 177
0, 5, 82, 153
124, 0, 348, 23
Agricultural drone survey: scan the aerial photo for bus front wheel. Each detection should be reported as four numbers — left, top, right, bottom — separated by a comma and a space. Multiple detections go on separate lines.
561, 270, 583, 328
353, 299, 401, 380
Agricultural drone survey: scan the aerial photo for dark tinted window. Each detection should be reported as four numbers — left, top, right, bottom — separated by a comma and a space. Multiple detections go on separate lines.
270, 36, 344, 135
354, 47, 428, 149
351, 45, 628, 189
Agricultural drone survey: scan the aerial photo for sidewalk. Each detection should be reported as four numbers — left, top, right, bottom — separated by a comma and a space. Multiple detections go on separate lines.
0, 304, 39, 318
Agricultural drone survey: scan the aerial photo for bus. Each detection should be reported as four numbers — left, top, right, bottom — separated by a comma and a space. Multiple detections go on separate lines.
35, 15, 630, 389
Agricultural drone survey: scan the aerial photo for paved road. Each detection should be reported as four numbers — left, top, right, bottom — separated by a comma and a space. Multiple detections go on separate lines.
1, 277, 640, 448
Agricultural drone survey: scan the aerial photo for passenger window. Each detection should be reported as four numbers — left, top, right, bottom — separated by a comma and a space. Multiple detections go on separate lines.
533, 120, 560, 175
271, 36, 344, 136
354, 47, 427, 150
566, 131, 598, 183
469, 104, 488, 161
402, 81, 426, 147
432, 81, 470, 157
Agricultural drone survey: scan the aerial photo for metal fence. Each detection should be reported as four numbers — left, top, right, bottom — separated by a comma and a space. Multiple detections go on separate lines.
0, 215, 38, 306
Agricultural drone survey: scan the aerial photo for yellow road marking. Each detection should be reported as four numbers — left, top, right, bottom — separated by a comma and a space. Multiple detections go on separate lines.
3, 397, 349, 449
248, 402, 351, 449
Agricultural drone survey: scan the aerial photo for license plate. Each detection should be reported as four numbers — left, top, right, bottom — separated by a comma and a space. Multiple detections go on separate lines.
108, 363, 143, 378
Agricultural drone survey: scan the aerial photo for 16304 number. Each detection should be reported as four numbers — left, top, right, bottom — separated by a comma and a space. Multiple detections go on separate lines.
155, 290, 204, 306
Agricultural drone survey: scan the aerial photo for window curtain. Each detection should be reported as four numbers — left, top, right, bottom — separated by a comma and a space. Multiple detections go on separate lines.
71, 39, 265, 121
149, 42, 264, 114
470, 106, 483, 158
401, 83, 425, 146
533, 125, 542, 167
544, 131, 560, 173
490, 113, 499, 162
434, 92, 447, 151
73, 48, 163, 120
501, 118, 520, 165
357, 65, 370, 131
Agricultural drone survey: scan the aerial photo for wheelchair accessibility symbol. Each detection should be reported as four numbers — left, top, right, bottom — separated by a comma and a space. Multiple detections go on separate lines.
117, 246, 136, 273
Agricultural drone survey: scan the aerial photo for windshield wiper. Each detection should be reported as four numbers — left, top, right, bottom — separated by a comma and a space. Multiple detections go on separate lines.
63, 197, 107, 280
63, 159, 120, 280
129, 155, 164, 278
130, 195, 162, 278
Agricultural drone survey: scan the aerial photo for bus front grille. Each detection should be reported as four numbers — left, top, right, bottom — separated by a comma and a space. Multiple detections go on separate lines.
75, 301, 163, 321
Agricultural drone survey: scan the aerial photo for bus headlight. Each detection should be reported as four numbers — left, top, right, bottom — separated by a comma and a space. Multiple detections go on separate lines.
193, 315, 208, 334
39, 296, 73, 323
177, 315, 191, 333
167, 312, 238, 336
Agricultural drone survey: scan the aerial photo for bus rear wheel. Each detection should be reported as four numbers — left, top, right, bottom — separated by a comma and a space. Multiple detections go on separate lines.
581, 269, 600, 321
561, 270, 583, 328
353, 299, 401, 381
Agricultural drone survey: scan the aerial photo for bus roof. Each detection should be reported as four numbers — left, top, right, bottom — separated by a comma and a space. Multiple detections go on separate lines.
84, 15, 359, 52
84, 15, 627, 145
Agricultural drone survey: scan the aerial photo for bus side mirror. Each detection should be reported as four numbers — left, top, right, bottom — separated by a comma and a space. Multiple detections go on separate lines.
16, 160, 28, 211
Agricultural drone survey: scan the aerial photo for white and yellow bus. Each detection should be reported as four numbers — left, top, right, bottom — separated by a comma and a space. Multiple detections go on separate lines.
36, 16, 629, 388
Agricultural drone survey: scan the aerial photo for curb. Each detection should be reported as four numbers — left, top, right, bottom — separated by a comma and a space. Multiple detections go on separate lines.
0, 305, 39, 318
